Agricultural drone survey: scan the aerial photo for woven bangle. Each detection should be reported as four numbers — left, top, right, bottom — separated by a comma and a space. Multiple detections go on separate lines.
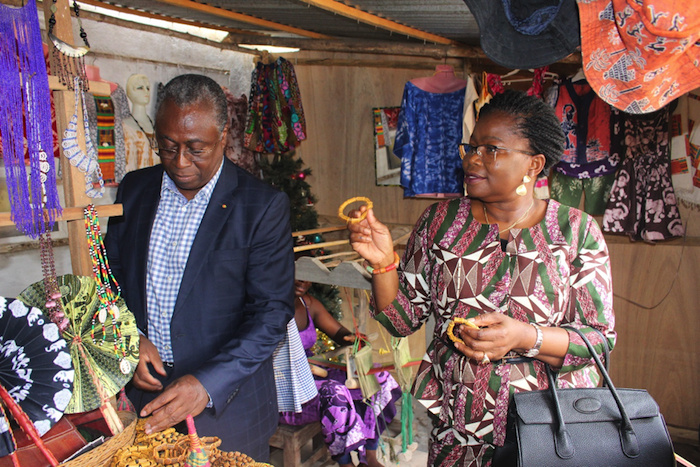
364, 252, 400, 275
338, 196, 373, 223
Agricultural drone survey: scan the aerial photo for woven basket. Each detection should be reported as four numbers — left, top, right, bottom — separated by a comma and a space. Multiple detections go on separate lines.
60, 411, 137, 467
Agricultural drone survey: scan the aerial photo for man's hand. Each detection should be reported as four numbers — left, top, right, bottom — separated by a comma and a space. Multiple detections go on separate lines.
132, 335, 166, 392
140, 375, 210, 434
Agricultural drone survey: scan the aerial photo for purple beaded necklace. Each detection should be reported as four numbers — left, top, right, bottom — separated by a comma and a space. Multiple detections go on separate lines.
0, 0, 62, 238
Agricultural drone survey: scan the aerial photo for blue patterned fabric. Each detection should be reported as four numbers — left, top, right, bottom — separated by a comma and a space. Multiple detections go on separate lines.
394, 82, 465, 197
146, 161, 223, 362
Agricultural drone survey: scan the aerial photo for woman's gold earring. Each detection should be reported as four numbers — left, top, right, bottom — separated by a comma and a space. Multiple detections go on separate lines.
516, 175, 532, 196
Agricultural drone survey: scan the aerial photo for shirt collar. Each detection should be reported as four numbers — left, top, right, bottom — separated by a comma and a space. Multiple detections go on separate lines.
160, 159, 225, 205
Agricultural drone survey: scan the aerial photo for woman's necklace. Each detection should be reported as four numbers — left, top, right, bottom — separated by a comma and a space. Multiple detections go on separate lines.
130, 114, 157, 149
483, 199, 535, 234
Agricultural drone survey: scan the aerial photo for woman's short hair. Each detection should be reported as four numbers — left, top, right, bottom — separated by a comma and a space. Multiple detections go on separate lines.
479, 89, 564, 172
156, 74, 228, 133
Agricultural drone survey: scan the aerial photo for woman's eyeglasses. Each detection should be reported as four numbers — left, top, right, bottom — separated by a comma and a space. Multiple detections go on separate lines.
459, 143, 536, 164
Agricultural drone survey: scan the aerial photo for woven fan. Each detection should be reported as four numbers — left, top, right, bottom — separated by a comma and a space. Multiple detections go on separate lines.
18, 275, 139, 434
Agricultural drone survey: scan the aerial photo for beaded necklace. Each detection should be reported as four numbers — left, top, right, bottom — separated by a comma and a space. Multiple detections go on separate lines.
39, 231, 69, 332
483, 199, 535, 234
62, 77, 105, 198
84, 204, 131, 375
129, 114, 157, 149
47, 0, 90, 91
0, 1, 62, 238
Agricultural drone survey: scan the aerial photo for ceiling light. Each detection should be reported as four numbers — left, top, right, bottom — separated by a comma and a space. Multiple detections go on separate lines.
237, 45, 300, 54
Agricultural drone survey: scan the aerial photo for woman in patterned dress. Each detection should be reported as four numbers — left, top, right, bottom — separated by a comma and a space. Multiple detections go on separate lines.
347, 90, 615, 466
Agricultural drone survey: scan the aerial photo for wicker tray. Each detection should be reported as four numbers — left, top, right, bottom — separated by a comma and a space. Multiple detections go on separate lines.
60, 411, 137, 467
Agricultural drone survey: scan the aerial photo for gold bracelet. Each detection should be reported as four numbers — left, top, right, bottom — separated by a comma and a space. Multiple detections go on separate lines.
338, 196, 373, 223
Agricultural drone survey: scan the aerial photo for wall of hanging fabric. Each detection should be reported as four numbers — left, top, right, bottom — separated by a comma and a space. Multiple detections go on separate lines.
244, 57, 306, 154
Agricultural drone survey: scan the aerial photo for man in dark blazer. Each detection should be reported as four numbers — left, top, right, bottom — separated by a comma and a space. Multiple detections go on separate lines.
104, 74, 294, 461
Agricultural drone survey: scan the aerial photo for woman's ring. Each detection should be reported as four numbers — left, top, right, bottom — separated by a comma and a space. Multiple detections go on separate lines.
481, 353, 490, 365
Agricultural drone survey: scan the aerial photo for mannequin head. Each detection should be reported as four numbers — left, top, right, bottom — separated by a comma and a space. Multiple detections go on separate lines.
126, 74, 151, 106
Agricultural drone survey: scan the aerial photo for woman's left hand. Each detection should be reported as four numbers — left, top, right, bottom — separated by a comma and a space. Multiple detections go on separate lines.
452, 312, 533, 364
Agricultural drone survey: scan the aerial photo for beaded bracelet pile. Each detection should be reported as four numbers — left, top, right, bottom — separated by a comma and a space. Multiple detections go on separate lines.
364, 252, 400, 275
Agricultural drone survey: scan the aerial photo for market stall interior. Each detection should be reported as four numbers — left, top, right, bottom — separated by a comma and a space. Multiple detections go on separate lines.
0, 0, 698, 465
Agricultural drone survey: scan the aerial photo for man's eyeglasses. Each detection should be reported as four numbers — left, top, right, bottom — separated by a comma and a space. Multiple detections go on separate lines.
459, 143, 536, 164
156, 145, 217, 163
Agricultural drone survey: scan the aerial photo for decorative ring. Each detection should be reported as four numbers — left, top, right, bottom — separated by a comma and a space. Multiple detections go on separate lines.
481, 353, 490, 365
338, 196, 373, 223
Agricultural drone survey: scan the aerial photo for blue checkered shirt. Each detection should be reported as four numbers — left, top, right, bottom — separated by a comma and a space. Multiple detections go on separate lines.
146, 161, 223, 363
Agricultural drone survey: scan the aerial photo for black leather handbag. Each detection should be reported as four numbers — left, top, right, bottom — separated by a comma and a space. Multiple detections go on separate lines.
492, 327, 676, 466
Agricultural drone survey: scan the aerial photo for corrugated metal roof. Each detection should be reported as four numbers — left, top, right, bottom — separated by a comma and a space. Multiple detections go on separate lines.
94, 0, 480, 45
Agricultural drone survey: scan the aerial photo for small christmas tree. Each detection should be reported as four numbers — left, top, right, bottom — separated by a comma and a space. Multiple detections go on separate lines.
260, 152, 342, 322
259, 152, 317, 232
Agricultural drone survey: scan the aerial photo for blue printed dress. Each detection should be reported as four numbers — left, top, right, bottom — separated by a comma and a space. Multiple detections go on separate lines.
394, 82, 465, 197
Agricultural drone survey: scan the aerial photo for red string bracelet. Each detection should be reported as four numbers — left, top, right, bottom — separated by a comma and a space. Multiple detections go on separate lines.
364, 252, 400, 275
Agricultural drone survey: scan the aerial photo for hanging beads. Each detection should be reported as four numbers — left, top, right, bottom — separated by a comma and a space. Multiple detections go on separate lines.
84, 204, 130, 374
39, 231, 69, 332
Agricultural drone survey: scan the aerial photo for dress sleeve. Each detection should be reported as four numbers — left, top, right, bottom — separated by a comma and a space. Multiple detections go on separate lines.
560, 214, 616, 373
370, 205, 435, 337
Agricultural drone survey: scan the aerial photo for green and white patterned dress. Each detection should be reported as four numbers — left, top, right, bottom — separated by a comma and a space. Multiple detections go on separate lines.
371, 198, 615, 467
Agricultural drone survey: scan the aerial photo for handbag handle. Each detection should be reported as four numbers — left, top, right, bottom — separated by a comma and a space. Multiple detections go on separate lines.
546, 327, 640, 459
591, 327, 610, 374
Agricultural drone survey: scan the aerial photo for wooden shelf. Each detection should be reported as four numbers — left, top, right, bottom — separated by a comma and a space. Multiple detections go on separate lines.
0, 204, 123, 228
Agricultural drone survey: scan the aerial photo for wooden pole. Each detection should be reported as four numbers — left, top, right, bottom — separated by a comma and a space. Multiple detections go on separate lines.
43, 0, 95, 276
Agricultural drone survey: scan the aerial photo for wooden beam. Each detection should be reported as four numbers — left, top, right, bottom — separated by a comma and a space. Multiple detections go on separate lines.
77, 0, 268, 37
48, 75, 112, 95
292, 225, 346, 237
294, 239, 349, 252
228, 33, 481, 60
153, 0, 333, 39
43, 0, 95, 276
0, 204, 123, 228
297, 0, 457, 46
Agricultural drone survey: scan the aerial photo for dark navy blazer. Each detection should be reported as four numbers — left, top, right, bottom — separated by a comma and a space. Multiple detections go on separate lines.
104, 158, 294, 459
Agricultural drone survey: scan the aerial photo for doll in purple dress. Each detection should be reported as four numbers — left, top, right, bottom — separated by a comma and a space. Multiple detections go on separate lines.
279, 279, 401, 467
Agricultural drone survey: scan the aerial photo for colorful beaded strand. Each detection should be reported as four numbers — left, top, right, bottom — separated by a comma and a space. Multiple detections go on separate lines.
84, 204, 130, 374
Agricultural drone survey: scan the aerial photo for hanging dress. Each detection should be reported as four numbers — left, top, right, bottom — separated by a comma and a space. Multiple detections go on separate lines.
394, 82, 465, 197
603, 106, 685, 241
